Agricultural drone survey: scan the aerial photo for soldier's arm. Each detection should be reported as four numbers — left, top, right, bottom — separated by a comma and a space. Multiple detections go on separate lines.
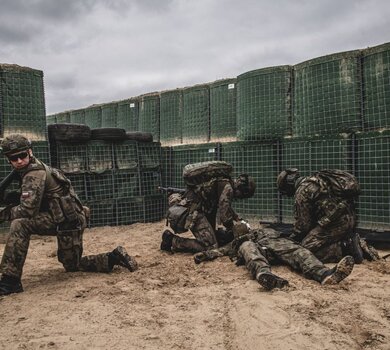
9, 170, 46, 220
218, 182, 239, 229
293, 182, 318, 239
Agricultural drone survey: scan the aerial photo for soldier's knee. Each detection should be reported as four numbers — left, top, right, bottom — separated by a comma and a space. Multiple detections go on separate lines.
9, 218, 31, 235
58, 247, 81, 272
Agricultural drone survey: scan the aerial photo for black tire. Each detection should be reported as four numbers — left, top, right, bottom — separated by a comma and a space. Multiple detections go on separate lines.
90, 128, 127, 141
126, 131, 153, 142
47, 123, 91, 143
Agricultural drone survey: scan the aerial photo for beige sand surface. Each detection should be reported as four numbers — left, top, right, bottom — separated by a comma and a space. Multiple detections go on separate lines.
0, 221, 389, 350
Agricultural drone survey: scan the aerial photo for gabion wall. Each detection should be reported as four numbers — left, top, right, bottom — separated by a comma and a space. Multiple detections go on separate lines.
0, 64, 47, 141
50, 139, 164, 228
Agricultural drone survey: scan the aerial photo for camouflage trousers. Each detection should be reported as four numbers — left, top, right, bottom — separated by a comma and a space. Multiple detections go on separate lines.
301, 212, 356, 263
172, 212, 218, 253
0, 212, 112, 279
238, 230, 329, 283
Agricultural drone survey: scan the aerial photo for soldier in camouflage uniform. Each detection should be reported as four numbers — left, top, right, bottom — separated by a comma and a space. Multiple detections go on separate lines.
161, 173, 256, 254
193, 225, 355, 290
276, 168, 379, 263
0, 134, 138, 296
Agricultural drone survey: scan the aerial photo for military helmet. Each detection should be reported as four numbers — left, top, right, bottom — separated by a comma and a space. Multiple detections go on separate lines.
277, 168, 299, 196
0, 134, 32, 156
234, 173, 256, 199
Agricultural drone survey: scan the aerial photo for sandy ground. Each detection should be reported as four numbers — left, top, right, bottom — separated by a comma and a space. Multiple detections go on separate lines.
0, 220, 389, 350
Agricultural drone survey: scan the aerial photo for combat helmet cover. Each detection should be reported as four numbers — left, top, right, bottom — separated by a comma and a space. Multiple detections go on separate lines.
0, 134, 32, 156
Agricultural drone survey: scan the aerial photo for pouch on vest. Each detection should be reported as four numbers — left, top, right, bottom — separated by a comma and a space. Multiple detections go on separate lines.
167, 205, 189, 233
49, 198, 65, 224
59, 195, 79, 226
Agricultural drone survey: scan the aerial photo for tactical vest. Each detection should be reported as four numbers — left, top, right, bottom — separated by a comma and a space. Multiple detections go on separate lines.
21, 158, 83, 225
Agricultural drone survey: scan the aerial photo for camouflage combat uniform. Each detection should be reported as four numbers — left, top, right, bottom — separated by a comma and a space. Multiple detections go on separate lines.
0, 157, 113, 279
170, 178, 239, 253
293, 177, 357, 262
196, 228, 332, 283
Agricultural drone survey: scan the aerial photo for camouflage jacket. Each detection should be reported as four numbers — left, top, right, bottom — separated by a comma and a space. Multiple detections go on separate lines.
293, 177, 355, 239
4, 158, 70, 220
191, 178, 239, 229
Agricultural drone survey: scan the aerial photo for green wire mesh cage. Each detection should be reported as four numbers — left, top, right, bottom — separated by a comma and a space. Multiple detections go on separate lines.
0, 64, 47, 141
237, 66, 292, 141
159, 89, 183, 146
182, 84, 210, 144
85, 105, 102, 129
210, 78, 237, 142
101, 101, 118, 128
139, 93, 160, 142
362, 42, 390, 131
293, 50, 362, 137
117, 98, 139, 132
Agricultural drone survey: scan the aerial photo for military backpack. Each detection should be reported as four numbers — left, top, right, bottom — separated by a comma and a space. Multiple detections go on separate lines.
183, 161, 233, 187
313, 169, 361, 199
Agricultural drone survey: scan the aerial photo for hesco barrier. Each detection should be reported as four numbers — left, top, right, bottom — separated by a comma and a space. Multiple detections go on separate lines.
139, 93, 160, 142
49, 136, 164, 228
280, 134, 353, 223
182, 84, 210, 144
162, 143, 219, 188
70, 109, 85, 124
210, 78, 237, 142
117, 98, 138, 131
362, 43, 390, 131
56, 111, 71, 124
87, 140, 113, 172
237, 66, 292, 141
220, 141, 278, 221
114, 140, 139, 169
293, 50, 362, 137
46, 115, 56, 125
0, 64, 46, 141
85, 105, 102, 129
159, 89, 183, 145
52, 142, 88, 173
355, 130, 390, 229
101, 101, 118, 128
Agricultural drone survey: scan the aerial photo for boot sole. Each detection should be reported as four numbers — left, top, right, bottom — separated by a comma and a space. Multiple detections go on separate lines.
322, 256, 354, 285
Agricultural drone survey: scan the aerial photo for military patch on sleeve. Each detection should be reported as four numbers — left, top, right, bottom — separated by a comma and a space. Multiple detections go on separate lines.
21, 191, 31, 199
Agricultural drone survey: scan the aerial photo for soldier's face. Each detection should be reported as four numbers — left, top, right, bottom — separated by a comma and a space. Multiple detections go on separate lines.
8, 150, 32, 169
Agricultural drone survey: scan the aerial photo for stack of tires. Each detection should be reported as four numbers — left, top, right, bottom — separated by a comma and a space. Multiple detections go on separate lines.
48, 124, 164, 227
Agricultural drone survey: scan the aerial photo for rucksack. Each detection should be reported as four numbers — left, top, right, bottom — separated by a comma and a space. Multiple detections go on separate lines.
183, 161, 233, 187
313, 169, 361, 199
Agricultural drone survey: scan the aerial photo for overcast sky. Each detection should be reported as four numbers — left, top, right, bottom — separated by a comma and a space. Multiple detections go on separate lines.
1, 0, 389, 115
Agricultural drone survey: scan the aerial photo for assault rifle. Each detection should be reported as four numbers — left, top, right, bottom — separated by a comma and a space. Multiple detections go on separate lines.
157, 186, 186, 195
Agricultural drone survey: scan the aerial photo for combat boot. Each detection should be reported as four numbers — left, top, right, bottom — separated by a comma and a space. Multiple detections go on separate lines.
321, 255, 354, 285
110, 246, 138, 272
256, 272, 289, 291
0, 275, 23, 296
342, 233, 364, 264
359, 238, 380, 261
160, 230, 174, 252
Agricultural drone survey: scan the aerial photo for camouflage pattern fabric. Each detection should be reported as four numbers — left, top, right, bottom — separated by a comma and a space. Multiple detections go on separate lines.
171, 212, 217, 253
0, 157, 113, 278
293, 178, 356, 262
168, 178, 238, 253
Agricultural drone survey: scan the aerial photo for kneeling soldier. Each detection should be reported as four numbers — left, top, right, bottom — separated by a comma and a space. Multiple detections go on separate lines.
0, 134, 138, 296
